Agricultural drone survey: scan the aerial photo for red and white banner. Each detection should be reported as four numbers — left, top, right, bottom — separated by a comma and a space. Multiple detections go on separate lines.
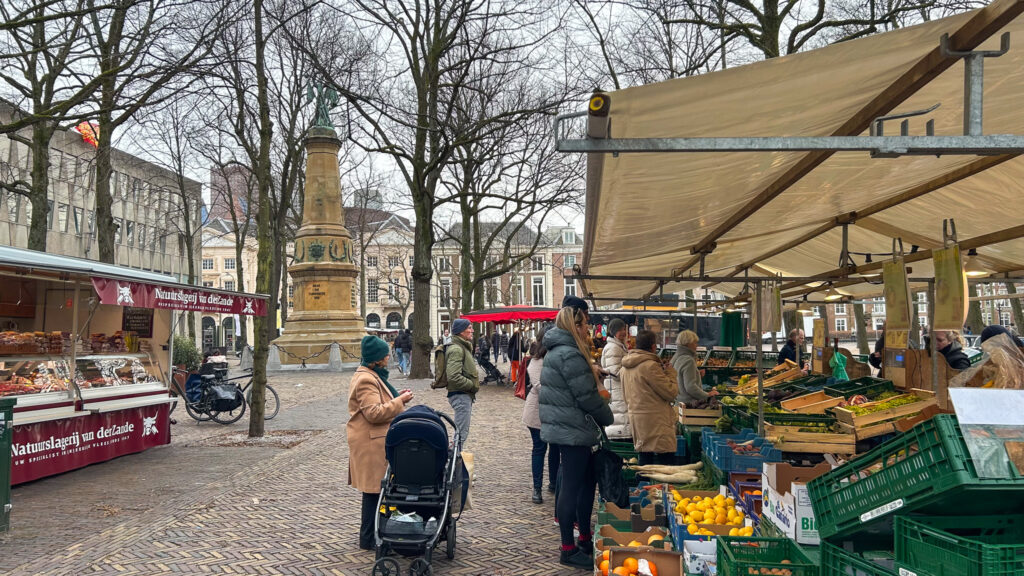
11, 402, 171, 485
92, 278, 267, 316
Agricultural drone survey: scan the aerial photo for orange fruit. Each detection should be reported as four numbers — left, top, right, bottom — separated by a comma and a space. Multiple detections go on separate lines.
648, 562, 659, 576
623, 557, 639, 575
603, 550, 610, 562
612, 567, 630, 576
647, 534, 665, 545
599, 559, 610, 576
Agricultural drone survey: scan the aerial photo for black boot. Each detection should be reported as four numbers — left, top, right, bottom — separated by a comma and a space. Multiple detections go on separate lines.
559, 548, 593, 569
576, 539, 593, 555
531, 487, 543, 504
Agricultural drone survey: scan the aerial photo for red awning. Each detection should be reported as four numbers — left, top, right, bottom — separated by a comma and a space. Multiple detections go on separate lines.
92, 278, 267, 316
460, 305, 559, 324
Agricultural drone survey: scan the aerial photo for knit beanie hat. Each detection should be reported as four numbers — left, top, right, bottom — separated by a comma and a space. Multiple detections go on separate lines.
562, 295, 589, 315
360, 335, 390, 363
980, 324, 1012, 344
452, 318, 471, 336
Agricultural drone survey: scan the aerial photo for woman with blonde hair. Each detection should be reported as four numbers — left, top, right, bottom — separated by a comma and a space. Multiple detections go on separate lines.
932, 330, 971, 370
672, 329, 717, 405
539, 296, 613, 569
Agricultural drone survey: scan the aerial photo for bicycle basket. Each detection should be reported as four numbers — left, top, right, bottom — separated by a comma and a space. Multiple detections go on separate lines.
209, 384, 243, 412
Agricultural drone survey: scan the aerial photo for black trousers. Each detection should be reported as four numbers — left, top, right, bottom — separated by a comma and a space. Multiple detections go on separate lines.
360, 492, 380, 548
555, 444, 596, 546
638, 452, 677, 465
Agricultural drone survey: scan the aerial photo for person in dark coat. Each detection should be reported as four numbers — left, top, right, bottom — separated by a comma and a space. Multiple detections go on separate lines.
491, 330, 501, 363
869, 325, 885, 371
508, 328, 527, 382
540, 296, 612, 570
933, 330, 971, 371
979, 324, 1024, 348
778, 328, 805, 366
499, 330, 510, 362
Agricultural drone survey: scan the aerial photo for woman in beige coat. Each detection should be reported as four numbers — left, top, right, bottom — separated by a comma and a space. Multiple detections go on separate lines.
347, 335, 413, 550
619, 330, 678, 465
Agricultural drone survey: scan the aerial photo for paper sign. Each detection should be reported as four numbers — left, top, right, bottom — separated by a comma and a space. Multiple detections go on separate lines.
884, 258, 912, 331
933, 246, 968, 331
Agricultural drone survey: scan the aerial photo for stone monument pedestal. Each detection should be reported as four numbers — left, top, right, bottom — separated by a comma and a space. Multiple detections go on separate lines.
271, 127, 364, 370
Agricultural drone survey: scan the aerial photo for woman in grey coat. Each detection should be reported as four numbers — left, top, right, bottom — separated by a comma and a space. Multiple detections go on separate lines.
672, 330, 718, 405
521, 327, 559, 505
540, 298, 613, 570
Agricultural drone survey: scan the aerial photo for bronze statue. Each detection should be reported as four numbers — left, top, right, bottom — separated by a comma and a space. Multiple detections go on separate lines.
306, 81, 339, 129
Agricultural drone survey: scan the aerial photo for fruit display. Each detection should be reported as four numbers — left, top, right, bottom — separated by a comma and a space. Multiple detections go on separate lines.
843, 394, 922, 415
600, 551, 659, 576
669, 490, 750, 537
686, 396, 721, 410
705, 357, 731, 367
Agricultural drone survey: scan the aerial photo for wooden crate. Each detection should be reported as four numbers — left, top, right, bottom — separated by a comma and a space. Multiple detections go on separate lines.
677, 404, 721, 427
764, 423, 856, 454
832, 389, 937, 428
780, 390, 844, 414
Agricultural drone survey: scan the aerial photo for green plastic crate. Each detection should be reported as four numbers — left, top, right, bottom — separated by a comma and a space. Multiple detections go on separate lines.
808, 415, 1024, 541
823, 377, 894, 400
734, 350, 780, 368
757, 516, 786, 538
821, 541, 897, 576
722, 404, 835, 431
895, 515, 1024, 576
717, 537, 818, 576
683, 426, 704, 462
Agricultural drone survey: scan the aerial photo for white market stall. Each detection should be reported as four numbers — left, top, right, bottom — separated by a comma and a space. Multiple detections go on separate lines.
0, 246, 267, 484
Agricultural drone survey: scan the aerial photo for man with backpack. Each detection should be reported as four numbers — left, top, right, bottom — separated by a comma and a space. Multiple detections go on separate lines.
436, 318, 478, 448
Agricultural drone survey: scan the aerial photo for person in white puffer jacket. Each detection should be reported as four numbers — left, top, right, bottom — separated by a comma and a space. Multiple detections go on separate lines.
601, 318, 631, 439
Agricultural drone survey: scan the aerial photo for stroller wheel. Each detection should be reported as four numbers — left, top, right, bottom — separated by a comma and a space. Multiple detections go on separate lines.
445, 517, 456, 560
409, 558, 432, 576
372, 557, 401, 576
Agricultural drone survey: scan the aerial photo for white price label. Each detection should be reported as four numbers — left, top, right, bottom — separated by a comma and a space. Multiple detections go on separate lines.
899, 568, 918, 576
860, 499, 904, 522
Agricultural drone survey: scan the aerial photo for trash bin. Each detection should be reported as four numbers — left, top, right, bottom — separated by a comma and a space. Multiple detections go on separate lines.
1, 397, 15, 532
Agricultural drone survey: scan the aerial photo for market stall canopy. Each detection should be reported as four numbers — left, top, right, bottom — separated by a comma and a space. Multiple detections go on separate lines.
460, 305, 560, 324
576, 2, 1024, 303
0, 245, 269, 316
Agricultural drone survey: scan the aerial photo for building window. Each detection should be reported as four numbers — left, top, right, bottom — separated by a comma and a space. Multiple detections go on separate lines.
47, 200, 54, 229
983, 312, 993, 325
87, 211, 95, 234
367, 279, 379, 303
874, 317, 885, 330
532, 276, 545, 306
160, 234, 167, 253
917, 294, 927, 314
202, 258, 214, 270
386, 312, 402, 329
562, 229, 576, 244
138, 224, 146, 248
873, 297, 885, 315
202, 281, 214, 288
72, 207, 83, 235
388, 279, 399, 300
7, 194, 20, 222
437, 257, 451, 272
224, 258, 236, 270
409, 256, 415, 268
835, 318, 847, 332
532, 255, 544, 271
565, 277, 577, 297
125, 221, 134, 246
1001, 311, 1011, 326
58, 203, 69, 232
388, 256, 400, 268
366, 313, 381, 329
565, 255, 576, 269
224, 279, 235, 291
114, 217, 123, 244
834, 303, 846, 315
486, 278, 498, 306
440, 279, 451, 308
366, 255, 378, 267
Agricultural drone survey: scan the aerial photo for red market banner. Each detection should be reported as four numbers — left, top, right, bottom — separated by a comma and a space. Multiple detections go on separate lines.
92, 278, 267, 316
11, 402, 171, 485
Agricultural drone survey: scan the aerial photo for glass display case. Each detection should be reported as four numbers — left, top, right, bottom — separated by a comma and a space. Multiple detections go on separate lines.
0, 350, 167, 406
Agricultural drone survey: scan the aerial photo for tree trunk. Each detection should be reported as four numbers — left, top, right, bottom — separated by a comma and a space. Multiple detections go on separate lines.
27, 122, 53, 252
854, 302, 869, 355
409, 198, 435, 378
1007, 283, 1024, 331
235, 236, 247, 348
967, 284, 984, 337
459, 208, 473, 315
94, 100, 116, 264
248, 0, 272, 437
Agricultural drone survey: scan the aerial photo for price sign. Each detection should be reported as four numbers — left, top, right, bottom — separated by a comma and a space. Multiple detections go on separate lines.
121, 307, 153, 338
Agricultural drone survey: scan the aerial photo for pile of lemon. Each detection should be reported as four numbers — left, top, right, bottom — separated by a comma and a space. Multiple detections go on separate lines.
670, 491, 753, 537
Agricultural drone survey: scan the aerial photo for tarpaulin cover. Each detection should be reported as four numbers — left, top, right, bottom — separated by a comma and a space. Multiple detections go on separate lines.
460, 305, 559, 324
581, 4, 1024, 301
92, 278, 268, 316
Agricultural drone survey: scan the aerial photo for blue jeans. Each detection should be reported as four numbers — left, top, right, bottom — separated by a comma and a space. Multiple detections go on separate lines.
528, 427, 560, 490
399, 351, 410, 373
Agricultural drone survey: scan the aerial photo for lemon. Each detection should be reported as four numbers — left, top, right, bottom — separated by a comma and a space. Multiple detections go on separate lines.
687, 523, 699, 534
690, 510, 704, 522
725, 497, 736, 507
727, 509, 738, 520
728, 528, 740, 536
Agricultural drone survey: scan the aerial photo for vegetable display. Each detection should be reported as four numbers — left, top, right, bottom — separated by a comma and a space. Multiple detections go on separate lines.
844, 394, 923, 416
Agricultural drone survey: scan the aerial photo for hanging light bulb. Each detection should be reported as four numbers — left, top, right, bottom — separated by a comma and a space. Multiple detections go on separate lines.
964, 248, 989, 278
824, 284, 843, 301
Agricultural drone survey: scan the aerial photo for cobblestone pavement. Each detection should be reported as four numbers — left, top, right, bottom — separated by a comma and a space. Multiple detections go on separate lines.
2, 363, 586, 576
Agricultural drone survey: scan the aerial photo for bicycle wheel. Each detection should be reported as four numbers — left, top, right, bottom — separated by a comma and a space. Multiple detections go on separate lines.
211, 388, 247, 424
184, 395, 214, 422
246, 384, 280, 420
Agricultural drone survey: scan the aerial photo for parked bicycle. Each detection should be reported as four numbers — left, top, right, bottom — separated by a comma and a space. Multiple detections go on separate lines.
235, 367, 280, 420
171, 366, 280, 423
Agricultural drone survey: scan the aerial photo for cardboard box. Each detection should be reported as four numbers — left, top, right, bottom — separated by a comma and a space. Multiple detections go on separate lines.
630, 501, 667, 533
609, 546, 685, 576
761, 461, 831, 545
682, 539, 716, 575
596, 525, 671, 552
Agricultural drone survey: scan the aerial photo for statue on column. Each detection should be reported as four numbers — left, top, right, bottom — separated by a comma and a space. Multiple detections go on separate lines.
307, 80, 340, 129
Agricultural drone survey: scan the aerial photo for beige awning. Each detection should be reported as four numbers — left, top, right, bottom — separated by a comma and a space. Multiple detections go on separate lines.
580, 1, 1024, 304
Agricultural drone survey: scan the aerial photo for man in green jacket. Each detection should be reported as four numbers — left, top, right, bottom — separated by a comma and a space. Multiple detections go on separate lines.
446, 318, 479, 448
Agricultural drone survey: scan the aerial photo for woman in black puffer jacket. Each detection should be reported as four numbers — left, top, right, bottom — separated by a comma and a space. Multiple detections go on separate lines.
540, 298, 613, 570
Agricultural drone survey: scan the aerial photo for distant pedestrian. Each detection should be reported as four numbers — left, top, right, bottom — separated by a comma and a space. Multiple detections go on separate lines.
491, 329, 501, 364
509, 328, 526, 382
395, 329, 413, 375
499, 330, 510, 362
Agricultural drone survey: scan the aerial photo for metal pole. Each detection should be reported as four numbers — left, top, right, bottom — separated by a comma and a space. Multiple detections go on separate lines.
755, 281, 765, 436
928, 280, 938, 392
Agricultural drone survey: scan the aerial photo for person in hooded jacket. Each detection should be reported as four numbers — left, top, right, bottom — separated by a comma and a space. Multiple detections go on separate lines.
933, 330, 971, 370
347, 335, 414, 550
522, 326, 559, 504
540, 297, 613, 570
600, 318, 631, 439
621, 330, 679, 465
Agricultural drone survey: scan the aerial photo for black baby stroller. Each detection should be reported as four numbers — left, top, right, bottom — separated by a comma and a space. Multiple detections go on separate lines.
371, 405, 465, 576
477, 348, 506, 386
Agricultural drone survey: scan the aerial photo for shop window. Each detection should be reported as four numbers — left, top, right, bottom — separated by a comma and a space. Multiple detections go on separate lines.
835, 318, 847, 332
386, 312, 402, 329
367, 279, 379, 303
366, 313, 381, 329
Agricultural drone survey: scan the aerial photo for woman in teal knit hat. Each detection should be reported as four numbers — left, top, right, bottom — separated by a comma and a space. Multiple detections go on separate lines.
347, 335, 414, 550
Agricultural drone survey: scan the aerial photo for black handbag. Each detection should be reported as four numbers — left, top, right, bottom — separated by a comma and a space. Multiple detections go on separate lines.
589, 417, 629, 508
